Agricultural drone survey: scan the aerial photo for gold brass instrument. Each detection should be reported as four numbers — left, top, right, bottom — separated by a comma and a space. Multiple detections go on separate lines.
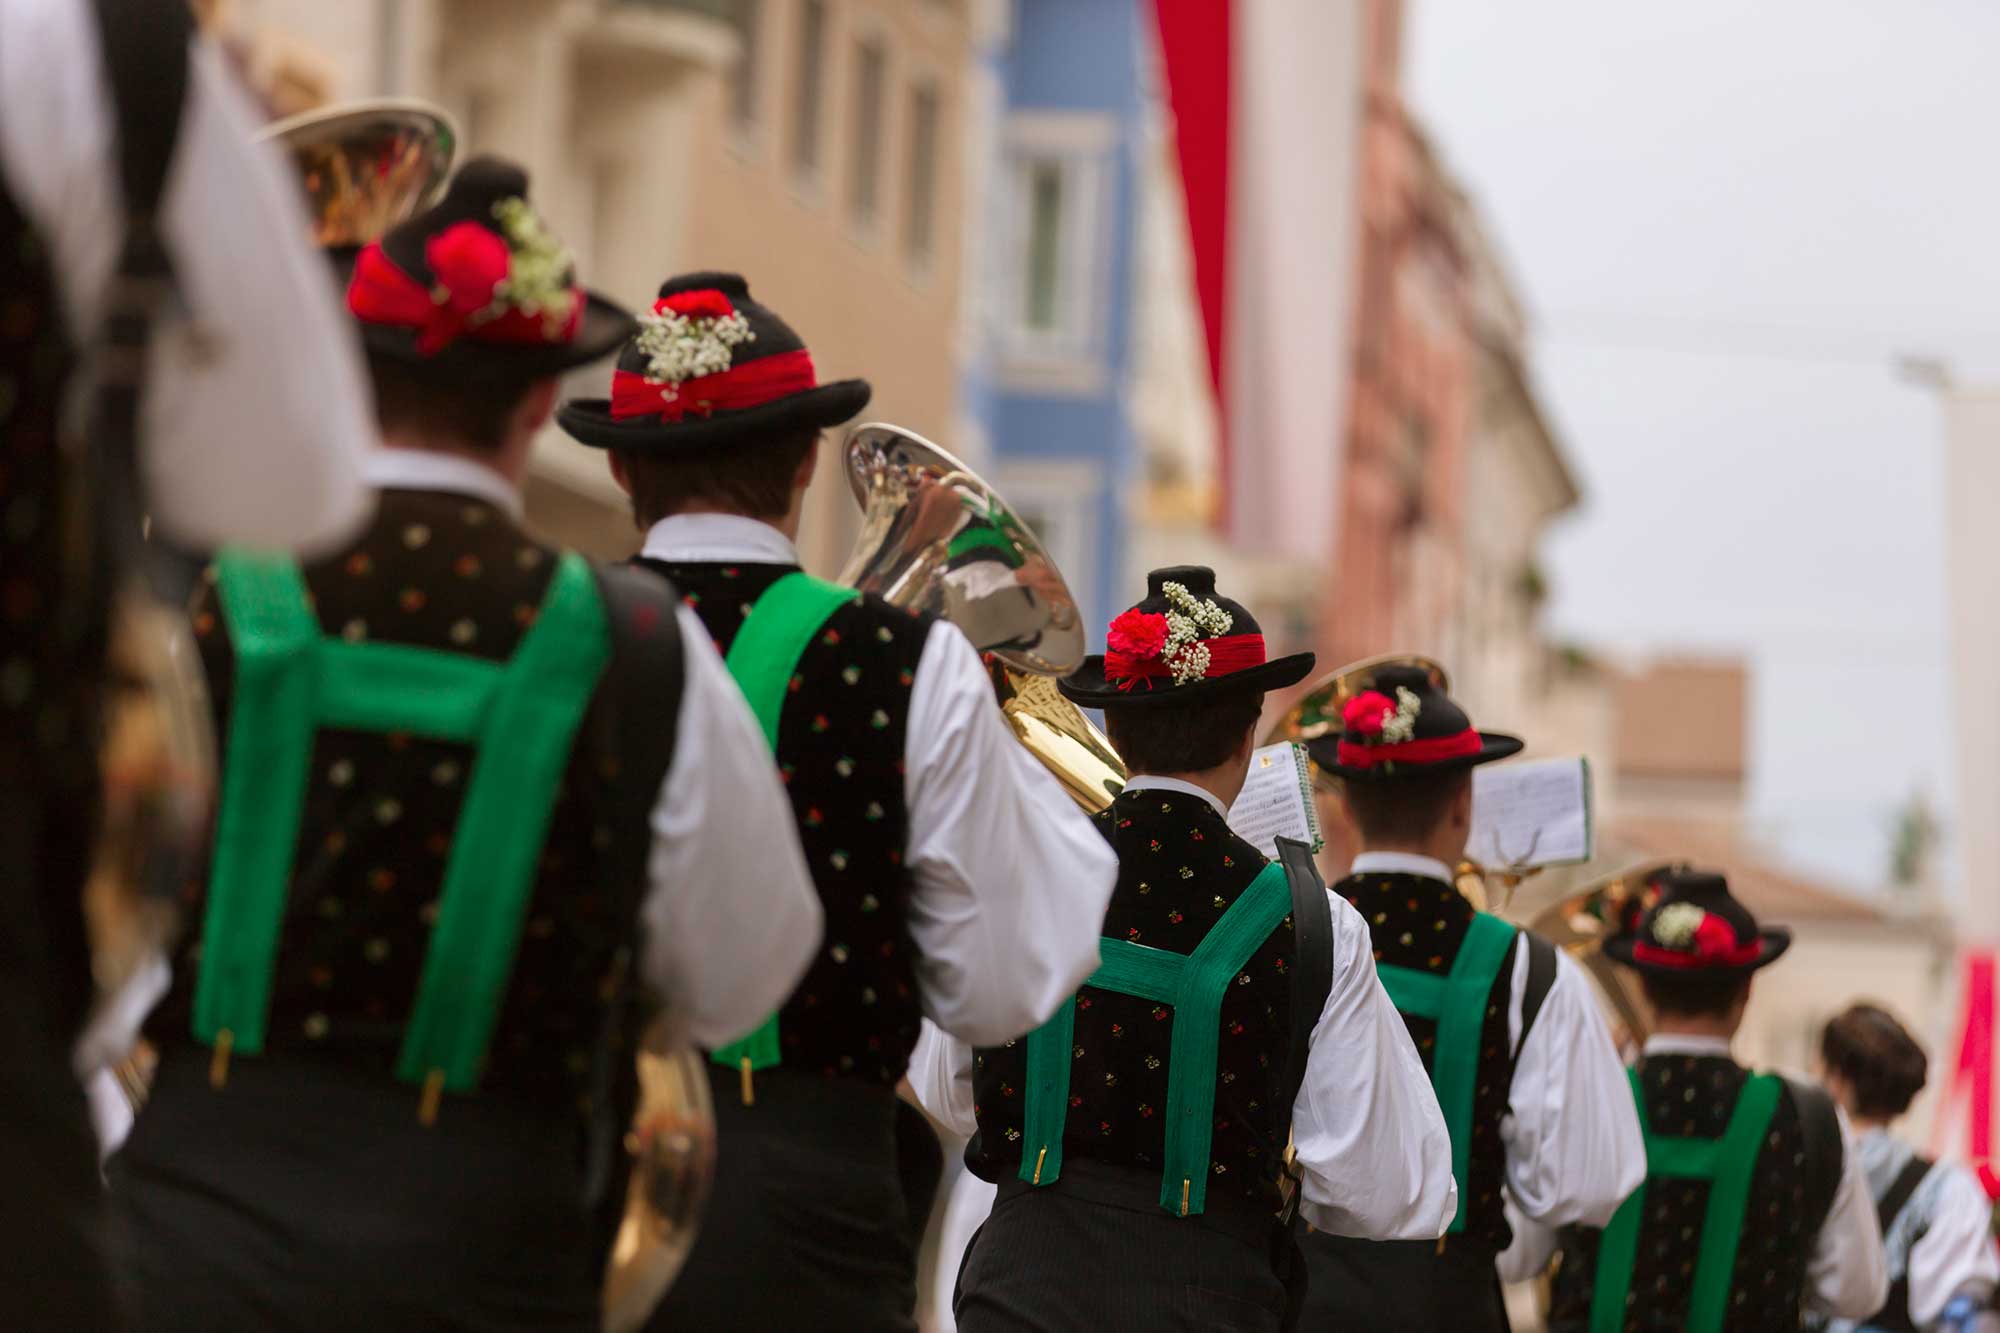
257, 99, 712, 1333
1526, 861, 1683, 1050
837, 422, 1127, 812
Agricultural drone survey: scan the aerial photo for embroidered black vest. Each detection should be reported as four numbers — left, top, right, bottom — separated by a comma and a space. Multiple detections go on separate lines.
968, 789, 1298, 1210
150, 491, 657, 1114
640, 557, 928, 1087
1547, 1053, 1815, 1332
0, 174, 99, 1040
1339, 870, 1520, 1252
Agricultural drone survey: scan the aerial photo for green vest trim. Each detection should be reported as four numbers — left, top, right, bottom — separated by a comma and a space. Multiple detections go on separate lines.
708, 572, 861, 1075
1018, 859, 1292, 1217
197, 549, 610, 1096
1589, 1068, 1784, 1333
1376, 910, 1518, 1234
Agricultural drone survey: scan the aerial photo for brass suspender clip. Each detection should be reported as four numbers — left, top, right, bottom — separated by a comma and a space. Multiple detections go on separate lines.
1180, 1179, 1191, 1217
209, 1029, 234, 1089
740, 1056, 755, 1108
1032, 1147, 1048, 1186
419, 1068, 446, 1127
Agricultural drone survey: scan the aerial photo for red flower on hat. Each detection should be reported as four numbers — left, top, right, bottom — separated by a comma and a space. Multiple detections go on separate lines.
1343, 690, 1396, 739
1107, 610, 1169, 659
426, 223, 510, 316
1692, 912, 1740, 961
662, 288, 735, 320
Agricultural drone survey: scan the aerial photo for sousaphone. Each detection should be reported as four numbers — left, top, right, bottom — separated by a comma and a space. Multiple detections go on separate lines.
1525, 861, 1682, 1052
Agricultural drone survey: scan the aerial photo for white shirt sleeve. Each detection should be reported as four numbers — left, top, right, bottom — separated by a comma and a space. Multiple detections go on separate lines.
639, 606, 823, 1049
1806, 1106, 1892, 1319
1291, 890, 1459, 1239
905, 1019, 978, 1139
901, 621, 1116, 1047
0, 1, 372, 555
1907, 1162, 2000, 1327
1502, 945, 1646, 1228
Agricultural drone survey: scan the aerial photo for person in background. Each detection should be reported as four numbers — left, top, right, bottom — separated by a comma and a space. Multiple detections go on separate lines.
0, 1, 374, 1324
1813, 1003, 2000, 1333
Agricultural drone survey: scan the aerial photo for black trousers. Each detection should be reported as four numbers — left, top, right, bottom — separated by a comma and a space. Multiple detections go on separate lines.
954, 1160, 1287, 1333
1299, 1231, 1509, 1332
646, 1065, 928, 1333
107, 1047, 603, 1332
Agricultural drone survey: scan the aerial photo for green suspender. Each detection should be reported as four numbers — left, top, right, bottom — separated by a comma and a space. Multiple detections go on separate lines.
198, 550, 610, 1105
1590, 1069, 1783, 1333
1375, 911, 1518, 1234
1019, 860, 1292, 1217
708, 572, 861, 1079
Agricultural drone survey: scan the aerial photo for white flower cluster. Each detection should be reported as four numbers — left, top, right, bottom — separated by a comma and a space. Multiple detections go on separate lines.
633, 307, 756, 393
1652, 901, 1707, 948
1379, 686, 1422, 744
1159, 580, 1233, 686
489, 197, 575, 332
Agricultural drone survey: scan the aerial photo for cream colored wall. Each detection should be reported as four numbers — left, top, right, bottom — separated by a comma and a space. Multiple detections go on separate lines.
680, 0, 973, 575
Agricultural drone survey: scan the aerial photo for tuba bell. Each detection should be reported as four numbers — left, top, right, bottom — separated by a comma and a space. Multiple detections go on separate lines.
1525, 861, 1682, 1054
836, 423, 1127, 812
258, 101, 713, 1332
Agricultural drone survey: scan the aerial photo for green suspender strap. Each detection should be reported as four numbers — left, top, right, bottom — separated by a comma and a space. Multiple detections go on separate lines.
1019, 859, 1292, 1217
1590, 1070, 1784, 1333
197, 550, 611, 1108
1375, 911, 1518, 1234
708, 572, 860, 1079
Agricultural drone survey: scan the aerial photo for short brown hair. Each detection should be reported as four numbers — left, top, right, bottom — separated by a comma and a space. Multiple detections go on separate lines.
1339, 769, 1470, 846
1820, 1003, 1927, 1120
1103, 689, 1262, 776
614, 430, 816, 528
1640, 971, 1751, 1022
365, 351, 539, 453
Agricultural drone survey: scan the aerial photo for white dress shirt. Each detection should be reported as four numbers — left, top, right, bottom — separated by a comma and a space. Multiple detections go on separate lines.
640, 512, 1115, 1047
1505, 1032, 1889, 1315
906, 785, 1459, 1241
1348, 852, 1645, 1264
0, 0, 373, 555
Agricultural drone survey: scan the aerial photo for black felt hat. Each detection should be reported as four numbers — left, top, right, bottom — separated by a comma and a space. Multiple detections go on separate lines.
555, 271, 872, 452
1309, 662, 1523, 781
346, 156, 633, 376
1058, 566, 1314, 709
1603, 868, 1791, 976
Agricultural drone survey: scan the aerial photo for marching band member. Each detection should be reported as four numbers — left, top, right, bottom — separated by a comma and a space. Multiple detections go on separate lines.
912, 568, 1458, 1333
1814, 1003, 1997, 1333
1299, 663, 1643, 1331
557, 271, 1116, 1331
105, 163, 823, 1331
1534, 869, 1887, 1331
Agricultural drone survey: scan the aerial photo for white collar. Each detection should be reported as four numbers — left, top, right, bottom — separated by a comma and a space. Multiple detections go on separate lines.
1124, 774, 1230, 820
1643, 1033, 1736, 1059
363, 447, 522, 520
1349, 851, 1454, 884
640, 512, 799, 566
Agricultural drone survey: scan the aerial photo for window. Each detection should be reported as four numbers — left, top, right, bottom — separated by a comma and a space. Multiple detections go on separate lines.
1023, 161, 1065, 331
729, 0, 764, 133
996, 113, 1116, 387
791, 0, 828, 178
849, 37, 887, 228
903, 80, 940, 266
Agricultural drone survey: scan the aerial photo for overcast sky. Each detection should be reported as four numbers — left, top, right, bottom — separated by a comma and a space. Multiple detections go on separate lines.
1405, 2, 2000, 892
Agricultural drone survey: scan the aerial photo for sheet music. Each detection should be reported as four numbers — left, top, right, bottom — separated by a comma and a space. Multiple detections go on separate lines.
1468, 757, 1593, 869
1228, 742, 1322, 859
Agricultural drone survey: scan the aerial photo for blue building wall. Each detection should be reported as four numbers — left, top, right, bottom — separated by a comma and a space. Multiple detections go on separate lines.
969, 0, 1148, 647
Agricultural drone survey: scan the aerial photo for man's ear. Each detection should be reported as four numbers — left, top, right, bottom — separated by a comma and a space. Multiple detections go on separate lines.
517, 377, 560, 436
608, 450, 633, 497
1450, 774, 1476, 830
795, 435, 821, 493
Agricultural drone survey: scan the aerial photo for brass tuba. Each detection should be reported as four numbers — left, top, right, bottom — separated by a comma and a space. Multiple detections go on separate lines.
1525, 862, 1681, 1052
258, 100, 715, 1333
836, 423, 1126, 812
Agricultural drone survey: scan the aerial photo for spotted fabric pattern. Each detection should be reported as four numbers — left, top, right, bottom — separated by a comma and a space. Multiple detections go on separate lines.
968, 790, 1298, 1210
152, 490, 649, 1113
639, 557, 927, 1086
1336, 871, 1518, 1254
1546, 1054, 1814, 1331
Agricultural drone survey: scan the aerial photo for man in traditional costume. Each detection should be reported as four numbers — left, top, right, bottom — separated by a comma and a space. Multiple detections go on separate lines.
1531, 869, 1887, 1331
1299, 661, 1645, 1331
558, 271, 1117, 1331
105, 163, 823, 1331
1814, 1003, 2000, 1333
909, 568, 1459, 1333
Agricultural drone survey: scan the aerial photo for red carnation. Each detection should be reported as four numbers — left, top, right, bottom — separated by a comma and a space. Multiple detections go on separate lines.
662, 288, 736, 320
1692, 912, 1739, 961
425, 222, 510, 320
1343, 689, 1396, 738
1107, 609, 1170, 659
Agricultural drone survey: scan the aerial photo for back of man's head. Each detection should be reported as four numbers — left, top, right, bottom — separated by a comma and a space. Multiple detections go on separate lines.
1640, 971, 1752, 1032
1102, 688, 1262, 779
1338, 768, 1472, 855
612, 427, 818, 531
366, 351, 543, 456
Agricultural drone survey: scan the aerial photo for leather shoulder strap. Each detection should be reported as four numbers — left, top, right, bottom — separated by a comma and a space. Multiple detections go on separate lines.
93, 0, 192, 220
1512, 929, 1560, 1063
1783, 1074, 1846, 1237
1274, 837, 1333, 1131
1877, 1153, 1934, 1235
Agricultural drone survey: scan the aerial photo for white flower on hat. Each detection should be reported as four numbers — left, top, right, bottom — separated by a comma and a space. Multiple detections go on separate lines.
1159, 581, 1233, 686
1652, 901, 1707, 949
1379, 687, 1422, 745
632, 289, 757, 398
